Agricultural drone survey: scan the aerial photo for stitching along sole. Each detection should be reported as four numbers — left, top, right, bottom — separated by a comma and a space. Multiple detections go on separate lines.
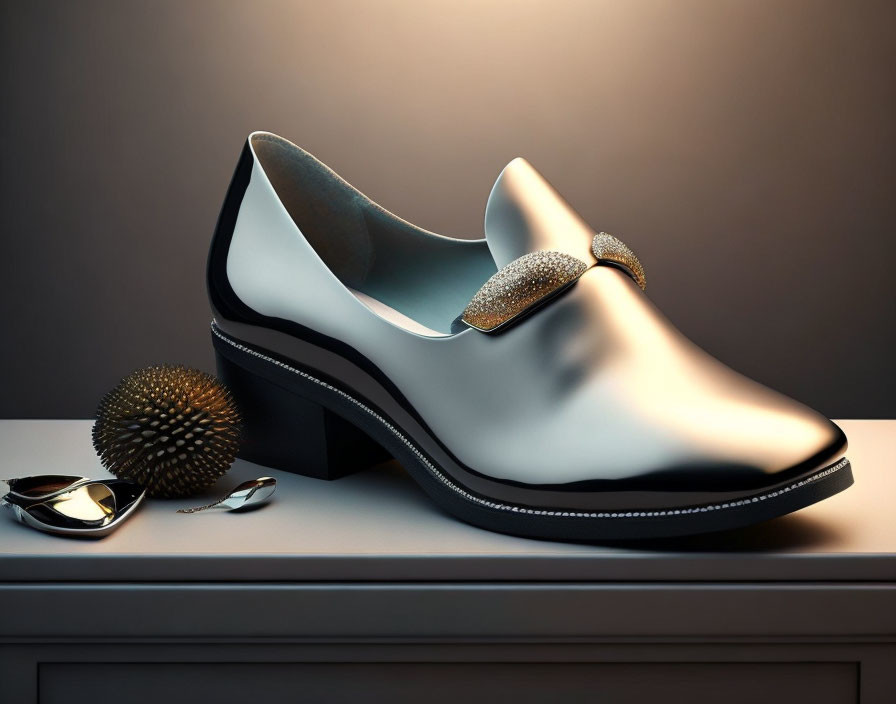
211, 321, 853, 541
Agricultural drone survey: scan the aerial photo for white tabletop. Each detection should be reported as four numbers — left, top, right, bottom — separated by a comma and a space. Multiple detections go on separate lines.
0, 419, 893, 582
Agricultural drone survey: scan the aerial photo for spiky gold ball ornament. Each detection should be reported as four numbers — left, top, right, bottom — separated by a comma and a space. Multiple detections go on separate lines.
92, 365, 242, 498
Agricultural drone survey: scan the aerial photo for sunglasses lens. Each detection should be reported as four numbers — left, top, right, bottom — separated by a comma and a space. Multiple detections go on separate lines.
8, 475, 87, 498
47, 484, 117, 523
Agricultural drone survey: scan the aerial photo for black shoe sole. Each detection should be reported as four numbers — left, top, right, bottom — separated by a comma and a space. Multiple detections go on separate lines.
211, 322, 853, 542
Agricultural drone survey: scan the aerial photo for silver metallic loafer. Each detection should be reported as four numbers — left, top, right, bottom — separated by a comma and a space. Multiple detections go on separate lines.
206, 132, 851, 541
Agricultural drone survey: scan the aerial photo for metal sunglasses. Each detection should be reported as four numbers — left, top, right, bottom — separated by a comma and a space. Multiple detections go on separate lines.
1, 475, 146, 538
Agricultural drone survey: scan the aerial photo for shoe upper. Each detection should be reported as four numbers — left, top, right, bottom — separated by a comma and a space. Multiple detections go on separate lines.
208, 132, 846, 490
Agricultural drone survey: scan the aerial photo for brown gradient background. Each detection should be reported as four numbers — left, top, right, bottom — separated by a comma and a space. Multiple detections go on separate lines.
1, 0, 894, 418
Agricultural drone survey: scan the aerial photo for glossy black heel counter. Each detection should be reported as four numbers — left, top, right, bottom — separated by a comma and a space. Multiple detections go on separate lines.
207, 140, 258, 326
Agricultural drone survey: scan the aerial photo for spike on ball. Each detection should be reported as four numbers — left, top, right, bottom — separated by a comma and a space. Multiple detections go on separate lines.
92, 365, 242, 498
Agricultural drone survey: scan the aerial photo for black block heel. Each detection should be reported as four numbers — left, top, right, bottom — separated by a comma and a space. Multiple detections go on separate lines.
215, 348, 389, 479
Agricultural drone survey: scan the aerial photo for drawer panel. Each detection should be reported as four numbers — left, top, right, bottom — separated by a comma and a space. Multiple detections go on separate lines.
40, 661, 856, 704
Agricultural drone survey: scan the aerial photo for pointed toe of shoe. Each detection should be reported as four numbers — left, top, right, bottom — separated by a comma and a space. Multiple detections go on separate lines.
755, 396, 847, 477
804, 414, 848, 467
705, 400, 849, 493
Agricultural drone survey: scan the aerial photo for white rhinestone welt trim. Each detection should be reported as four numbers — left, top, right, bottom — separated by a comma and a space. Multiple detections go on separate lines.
211, 322, 848, 521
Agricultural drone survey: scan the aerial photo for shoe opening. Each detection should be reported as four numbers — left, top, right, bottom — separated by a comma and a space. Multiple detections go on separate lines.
249, 133, 496, 336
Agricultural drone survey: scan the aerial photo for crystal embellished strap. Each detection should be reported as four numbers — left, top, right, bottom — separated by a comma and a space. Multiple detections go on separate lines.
461, 251, 588, 332
462, 232, 646, 333
591, 232, 646, 291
